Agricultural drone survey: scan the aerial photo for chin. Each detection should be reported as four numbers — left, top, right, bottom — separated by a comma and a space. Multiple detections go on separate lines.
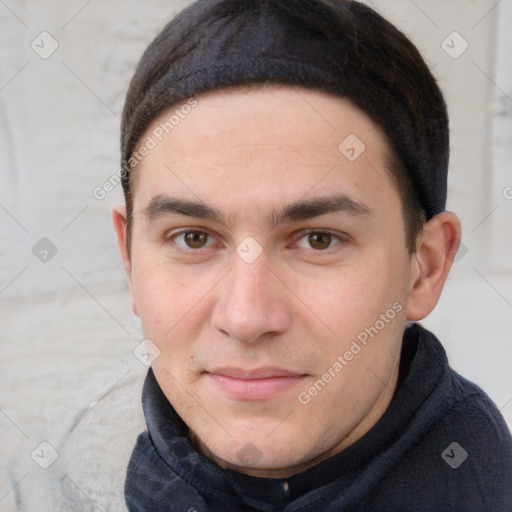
194, 421, 315, 477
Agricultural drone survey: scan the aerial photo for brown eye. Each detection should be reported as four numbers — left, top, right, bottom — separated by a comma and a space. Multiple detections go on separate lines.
183, 231, 209, 249
170, 230, 216, 251
307, 232, 332, 250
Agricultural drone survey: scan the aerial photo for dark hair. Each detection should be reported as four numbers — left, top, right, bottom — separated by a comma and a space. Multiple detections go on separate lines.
121, 0, 449, 252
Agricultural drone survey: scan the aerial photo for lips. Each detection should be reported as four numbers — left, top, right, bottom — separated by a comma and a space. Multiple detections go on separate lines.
205, 367, 307, 400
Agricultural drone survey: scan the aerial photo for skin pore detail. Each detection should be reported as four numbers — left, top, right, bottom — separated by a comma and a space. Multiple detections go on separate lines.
113, 86, 460, 478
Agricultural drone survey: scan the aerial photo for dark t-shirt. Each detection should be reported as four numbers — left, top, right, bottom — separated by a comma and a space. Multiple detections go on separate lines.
125, 324, 512, 511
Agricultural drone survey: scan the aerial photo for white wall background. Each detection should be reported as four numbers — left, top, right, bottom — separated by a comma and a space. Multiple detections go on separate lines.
0, 1, 511, 510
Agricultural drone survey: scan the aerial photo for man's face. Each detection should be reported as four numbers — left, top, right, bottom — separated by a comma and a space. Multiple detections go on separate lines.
121, 87, 417, 477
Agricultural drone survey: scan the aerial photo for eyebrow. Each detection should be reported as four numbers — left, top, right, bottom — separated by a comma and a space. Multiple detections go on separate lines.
143, 193, 371, 226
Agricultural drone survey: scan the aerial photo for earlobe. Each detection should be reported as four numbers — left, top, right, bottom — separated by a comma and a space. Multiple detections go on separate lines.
406, 212, 461, 321
112, 205, 140, 317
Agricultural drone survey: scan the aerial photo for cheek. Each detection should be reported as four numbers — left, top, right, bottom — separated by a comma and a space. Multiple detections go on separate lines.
291, 255, 408, 341
132, 259, 190, 336
131, 252, 222, 349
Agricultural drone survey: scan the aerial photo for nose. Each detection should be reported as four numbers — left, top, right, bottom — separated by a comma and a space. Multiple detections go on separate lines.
211, 256, 292, 345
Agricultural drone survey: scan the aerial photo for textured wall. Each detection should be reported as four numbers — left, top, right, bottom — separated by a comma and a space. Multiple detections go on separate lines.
1, 1, 511, 510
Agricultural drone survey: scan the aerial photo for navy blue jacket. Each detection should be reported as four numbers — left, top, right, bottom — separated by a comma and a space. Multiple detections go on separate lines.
125, 324, 512, 511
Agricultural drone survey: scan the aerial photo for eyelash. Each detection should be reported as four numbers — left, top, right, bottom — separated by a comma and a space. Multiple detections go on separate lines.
293, 229, 346, 252
165, 228, 347, 254
167, 229, 216, 250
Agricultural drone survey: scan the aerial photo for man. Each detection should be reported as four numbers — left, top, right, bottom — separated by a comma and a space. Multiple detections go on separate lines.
113, 0, 512, 510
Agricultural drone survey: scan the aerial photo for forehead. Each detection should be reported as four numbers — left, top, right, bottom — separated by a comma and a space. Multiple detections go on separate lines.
131, 86, 399, 218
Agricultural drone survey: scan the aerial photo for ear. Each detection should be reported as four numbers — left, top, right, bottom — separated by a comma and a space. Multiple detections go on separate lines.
112, 204, 139, 317
406, 211, 461, 321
